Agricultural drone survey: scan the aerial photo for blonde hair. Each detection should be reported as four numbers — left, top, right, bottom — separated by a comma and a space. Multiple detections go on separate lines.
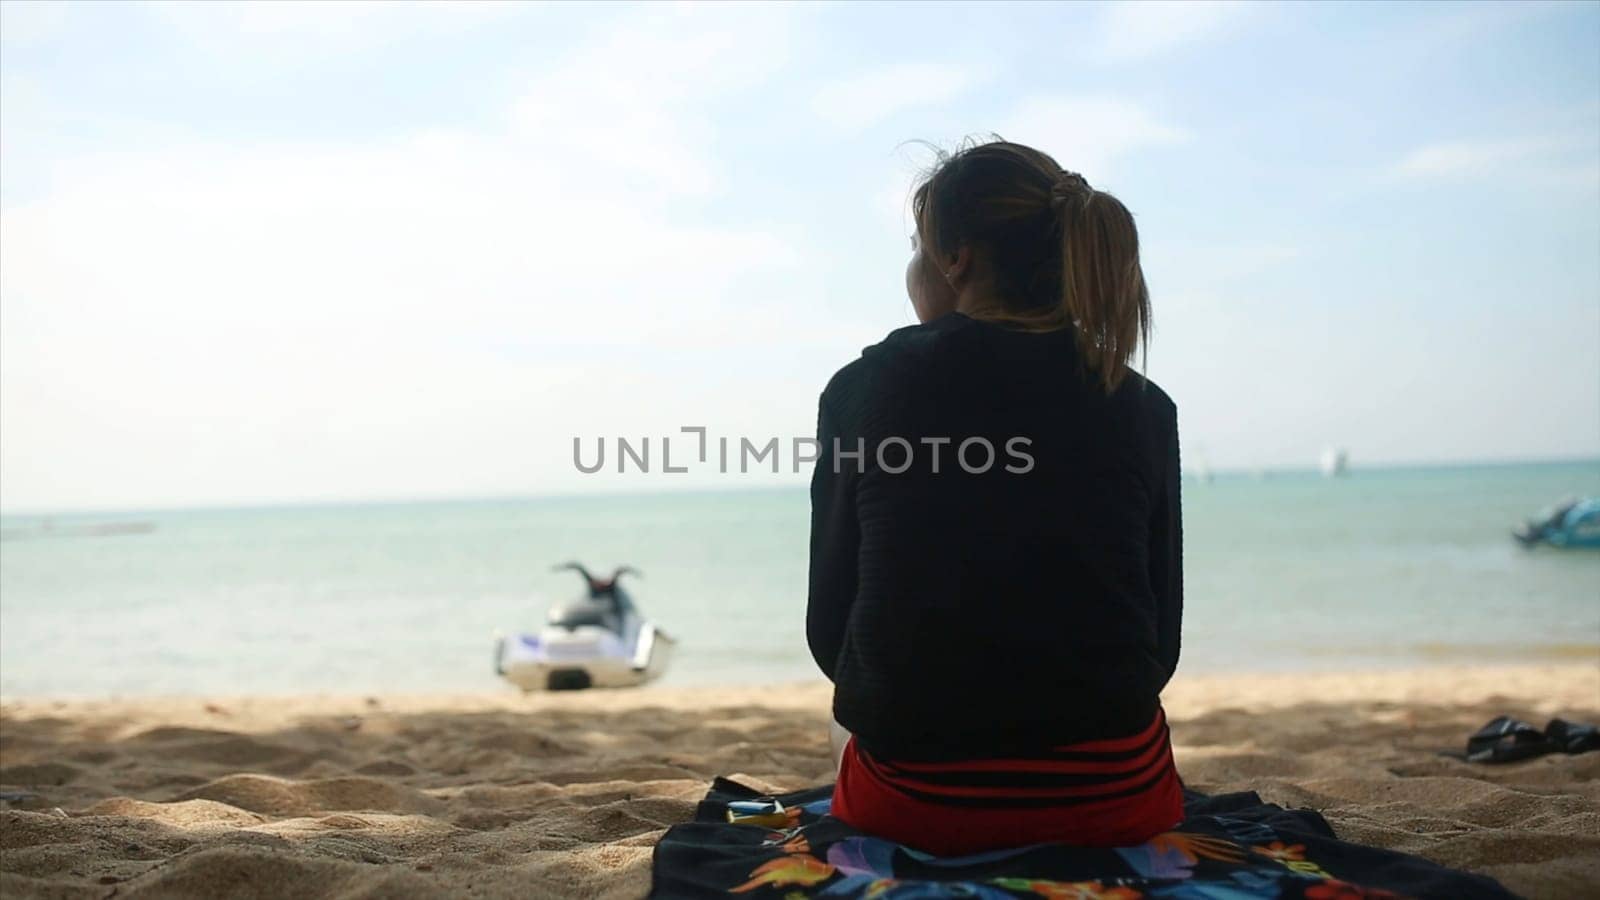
911, 137, 1151, 392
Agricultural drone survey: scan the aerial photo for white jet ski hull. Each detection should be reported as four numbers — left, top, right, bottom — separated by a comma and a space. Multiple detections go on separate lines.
496, 621, 675, 691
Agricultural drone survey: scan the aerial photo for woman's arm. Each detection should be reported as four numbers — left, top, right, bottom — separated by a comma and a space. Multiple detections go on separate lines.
806, 395, 859, 681
1150, 409, 1183, 680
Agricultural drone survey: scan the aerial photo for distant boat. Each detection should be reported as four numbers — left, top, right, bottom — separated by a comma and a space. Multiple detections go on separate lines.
1319, 447, 1349, 478
1189, 448, 1214, 484
1513, 497, 1600, 550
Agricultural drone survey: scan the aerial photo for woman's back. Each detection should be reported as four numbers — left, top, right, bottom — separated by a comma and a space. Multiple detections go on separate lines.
808, 310, 1181, 762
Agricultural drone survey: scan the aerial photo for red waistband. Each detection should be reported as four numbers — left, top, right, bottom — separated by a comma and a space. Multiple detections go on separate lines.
830, 705, 1183, 854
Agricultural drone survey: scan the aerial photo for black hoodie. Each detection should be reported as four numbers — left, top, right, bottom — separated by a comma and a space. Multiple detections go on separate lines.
806, 311, 1182, 762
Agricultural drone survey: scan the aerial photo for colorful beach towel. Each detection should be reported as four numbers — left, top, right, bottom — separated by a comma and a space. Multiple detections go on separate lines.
650, 778, 1515, 900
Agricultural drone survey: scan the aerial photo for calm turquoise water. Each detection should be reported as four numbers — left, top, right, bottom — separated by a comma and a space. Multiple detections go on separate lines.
2, 461, 1597, 697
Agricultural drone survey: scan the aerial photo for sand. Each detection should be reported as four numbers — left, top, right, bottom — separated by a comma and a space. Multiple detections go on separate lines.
2, 663, 1597, 899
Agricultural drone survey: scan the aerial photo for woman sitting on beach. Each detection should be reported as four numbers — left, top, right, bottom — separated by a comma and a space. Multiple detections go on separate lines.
807, 138, 1183, 855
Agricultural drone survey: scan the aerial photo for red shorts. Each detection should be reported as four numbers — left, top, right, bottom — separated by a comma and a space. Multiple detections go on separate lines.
831, 706, 1183, 856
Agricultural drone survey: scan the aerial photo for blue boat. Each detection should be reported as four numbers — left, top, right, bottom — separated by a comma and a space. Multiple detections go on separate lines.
1513, 497, 1600, 549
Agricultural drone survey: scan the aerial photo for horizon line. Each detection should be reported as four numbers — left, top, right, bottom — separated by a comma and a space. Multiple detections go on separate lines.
2, 453, 1598, 520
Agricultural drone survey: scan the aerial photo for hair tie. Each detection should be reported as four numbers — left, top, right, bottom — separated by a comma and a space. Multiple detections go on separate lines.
1051, 171, 1092, 204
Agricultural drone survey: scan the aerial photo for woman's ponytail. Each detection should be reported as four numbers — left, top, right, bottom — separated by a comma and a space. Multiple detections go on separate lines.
1053, 174, 1150, 393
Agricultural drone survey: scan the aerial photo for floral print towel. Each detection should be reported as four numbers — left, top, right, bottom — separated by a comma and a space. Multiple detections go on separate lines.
650, 778, 1514, 900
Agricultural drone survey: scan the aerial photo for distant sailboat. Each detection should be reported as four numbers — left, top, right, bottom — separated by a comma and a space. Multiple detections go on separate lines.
1319, 447, 1349, 478
1190, 447, 1214, 484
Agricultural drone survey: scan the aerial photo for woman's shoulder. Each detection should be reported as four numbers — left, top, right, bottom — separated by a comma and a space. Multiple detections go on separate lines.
821, 314, 978, 405
1114, 371, 1179, 445
1120, 370, 1177, 418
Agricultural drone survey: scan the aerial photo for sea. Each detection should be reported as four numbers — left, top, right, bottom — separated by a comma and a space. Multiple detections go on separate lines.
2, 461, 1597, 698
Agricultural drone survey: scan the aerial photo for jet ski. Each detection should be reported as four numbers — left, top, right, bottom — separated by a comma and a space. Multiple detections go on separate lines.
495, 562, 676, 691
1513, 497, 1600, 549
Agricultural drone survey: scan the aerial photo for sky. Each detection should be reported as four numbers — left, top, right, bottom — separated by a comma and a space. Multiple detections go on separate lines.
1, 0, 1597, 513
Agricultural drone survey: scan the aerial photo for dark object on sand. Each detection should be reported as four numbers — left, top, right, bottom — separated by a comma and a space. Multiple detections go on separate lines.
1512, 496, 1600, 549
651, 777, 1517, 898
1545, 718, 1600, 754
1443, 715, 1600, 763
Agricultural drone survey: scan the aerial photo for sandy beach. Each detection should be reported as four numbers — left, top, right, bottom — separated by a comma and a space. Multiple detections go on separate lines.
2, 663, 1596, 899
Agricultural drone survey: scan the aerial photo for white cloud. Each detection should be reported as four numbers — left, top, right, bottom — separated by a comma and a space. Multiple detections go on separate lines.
0, 1, 73, 47
1389, 134, 1599, 190
0, 7, 831, 511
1143, 243, 1302, 312
1392, 137, 1564, 179
1093, 0, 1249, 63
144, 0, 520, 54
510, 7, 795, 196
994, 95, 1188, 177
811, 63, 985, 131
